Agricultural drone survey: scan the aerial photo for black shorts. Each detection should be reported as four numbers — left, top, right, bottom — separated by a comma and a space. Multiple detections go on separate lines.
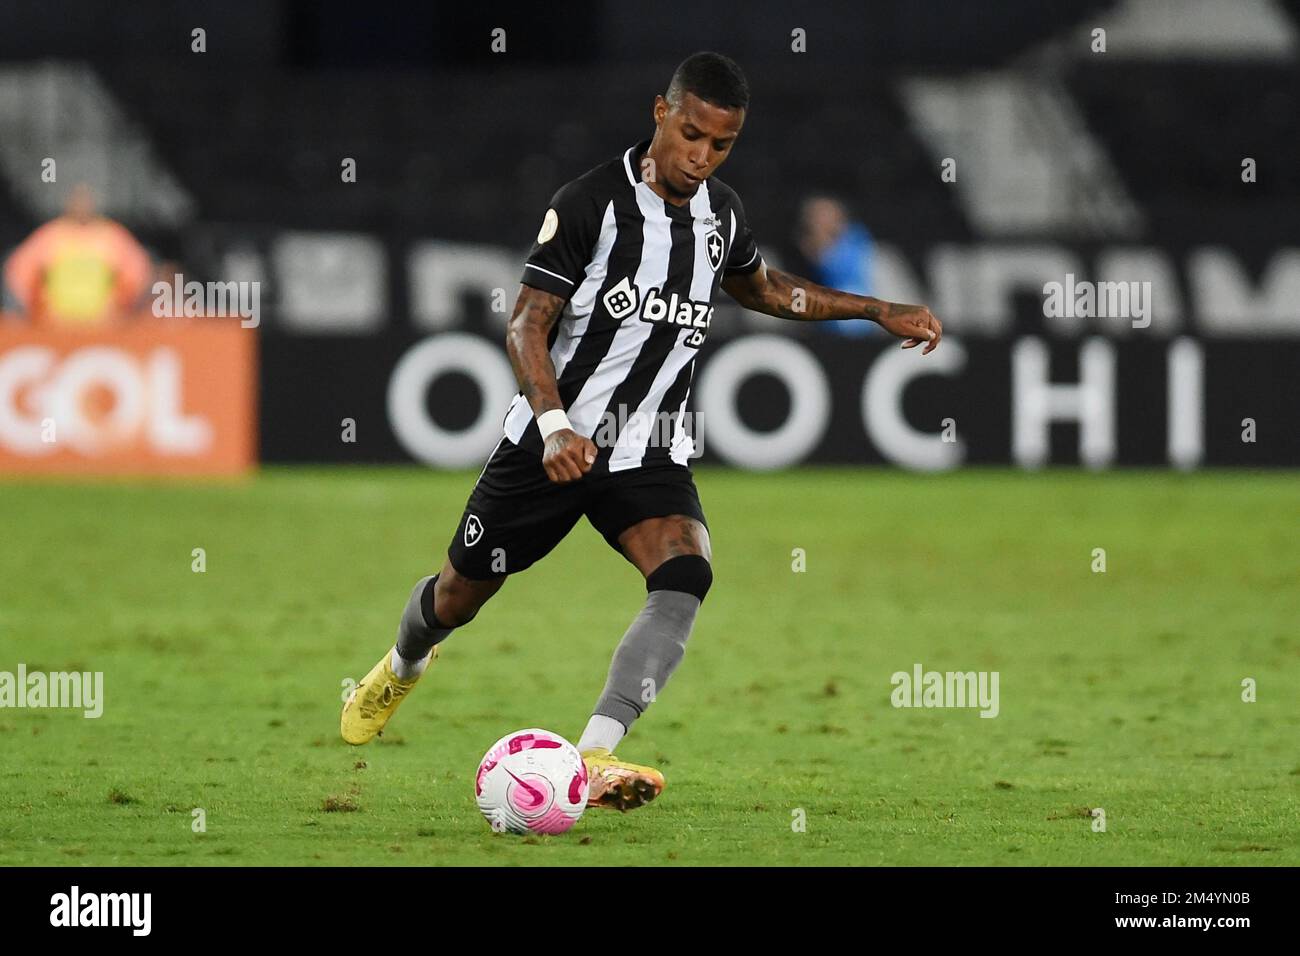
446, 437, 708, 579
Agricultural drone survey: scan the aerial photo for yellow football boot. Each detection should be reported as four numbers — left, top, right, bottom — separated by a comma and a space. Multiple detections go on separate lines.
340, 647, 436, 745
581, 747, 665, 811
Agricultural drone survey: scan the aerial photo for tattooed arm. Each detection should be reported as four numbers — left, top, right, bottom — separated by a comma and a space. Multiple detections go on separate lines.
721, 261, 943, 354
505, 284, 597, 483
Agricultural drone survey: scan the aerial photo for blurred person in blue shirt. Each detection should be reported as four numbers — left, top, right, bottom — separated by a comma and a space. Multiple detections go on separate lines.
796, 195, 876, 337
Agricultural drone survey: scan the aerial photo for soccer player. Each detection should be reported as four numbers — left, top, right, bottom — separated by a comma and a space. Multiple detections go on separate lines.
341, 52, 942, 812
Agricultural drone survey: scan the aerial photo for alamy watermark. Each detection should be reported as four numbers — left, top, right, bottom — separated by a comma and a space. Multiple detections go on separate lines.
50, 886, 150, 936
1043, 273, 1151, 329
590, 405, 703, 459
890, 662, 999, 718
152, 272, 260, 328
0, 664, 103, 718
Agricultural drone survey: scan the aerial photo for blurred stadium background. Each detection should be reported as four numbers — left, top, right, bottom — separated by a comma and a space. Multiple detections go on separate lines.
1, 0, 1296, 475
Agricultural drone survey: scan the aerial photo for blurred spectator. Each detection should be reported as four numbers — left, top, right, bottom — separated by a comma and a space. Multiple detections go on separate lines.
796, 195, 876, 338
3, 183, 151, 327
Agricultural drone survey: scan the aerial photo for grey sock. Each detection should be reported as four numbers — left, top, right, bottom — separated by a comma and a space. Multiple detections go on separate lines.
593, 589, 700, 729
395, 575, 454, 662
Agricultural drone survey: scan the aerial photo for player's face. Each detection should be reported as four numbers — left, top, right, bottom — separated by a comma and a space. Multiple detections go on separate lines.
651, 92, 744, 198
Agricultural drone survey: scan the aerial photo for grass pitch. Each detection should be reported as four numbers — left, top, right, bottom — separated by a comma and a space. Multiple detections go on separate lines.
0, 467, 1296, 866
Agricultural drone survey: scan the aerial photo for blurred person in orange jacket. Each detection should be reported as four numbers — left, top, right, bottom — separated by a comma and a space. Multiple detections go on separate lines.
3, 183, 152, 327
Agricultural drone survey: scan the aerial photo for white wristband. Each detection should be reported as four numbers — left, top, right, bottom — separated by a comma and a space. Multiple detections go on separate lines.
536, 409, 573, 441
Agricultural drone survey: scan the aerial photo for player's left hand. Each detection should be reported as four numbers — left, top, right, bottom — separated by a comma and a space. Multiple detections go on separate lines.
878, 303, 942, 354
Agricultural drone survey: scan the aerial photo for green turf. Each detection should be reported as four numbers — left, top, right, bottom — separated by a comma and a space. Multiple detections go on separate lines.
0, 467, 1296, 866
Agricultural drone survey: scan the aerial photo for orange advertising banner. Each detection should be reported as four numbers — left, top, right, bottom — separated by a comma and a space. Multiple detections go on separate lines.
0, 318, 257, 476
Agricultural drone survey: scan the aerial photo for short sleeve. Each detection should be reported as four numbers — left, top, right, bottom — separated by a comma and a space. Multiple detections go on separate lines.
520, 180, 601, 300
723, 194, 762, 277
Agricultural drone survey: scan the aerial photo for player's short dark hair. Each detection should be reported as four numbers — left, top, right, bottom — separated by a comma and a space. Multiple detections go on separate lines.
666, 52, 749, 112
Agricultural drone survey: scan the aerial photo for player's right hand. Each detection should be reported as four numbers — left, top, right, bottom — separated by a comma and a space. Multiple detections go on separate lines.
542, 429, 597, 483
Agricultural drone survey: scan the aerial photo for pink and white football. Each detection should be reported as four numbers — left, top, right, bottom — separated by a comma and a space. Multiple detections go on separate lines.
474, 728, 589, 834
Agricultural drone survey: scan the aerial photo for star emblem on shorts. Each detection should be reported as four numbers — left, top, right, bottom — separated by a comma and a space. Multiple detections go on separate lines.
464, 514, 484, 547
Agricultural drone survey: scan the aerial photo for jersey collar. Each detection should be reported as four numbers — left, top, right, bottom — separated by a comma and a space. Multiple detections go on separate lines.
623, 139, 652, 186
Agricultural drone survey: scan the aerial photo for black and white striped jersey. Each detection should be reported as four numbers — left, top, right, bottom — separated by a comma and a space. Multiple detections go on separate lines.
502, 137, 763, 472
